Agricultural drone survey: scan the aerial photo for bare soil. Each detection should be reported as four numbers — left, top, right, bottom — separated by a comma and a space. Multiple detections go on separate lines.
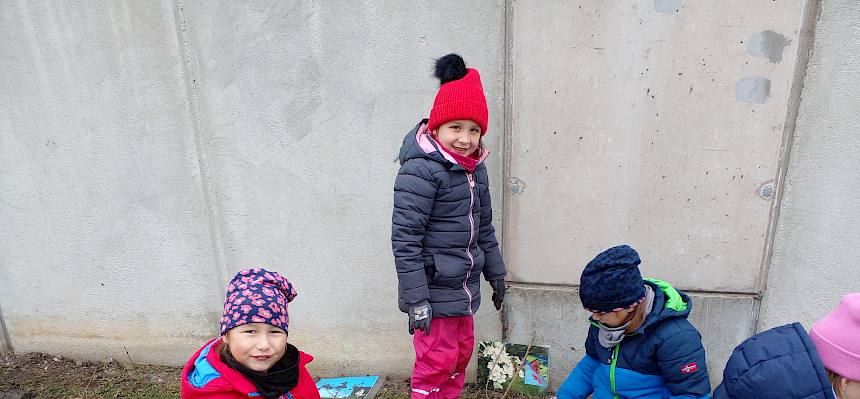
0, 352, 179, 398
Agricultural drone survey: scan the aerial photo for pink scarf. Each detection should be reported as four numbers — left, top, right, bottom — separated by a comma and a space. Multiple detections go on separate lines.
437, 142, 481, 173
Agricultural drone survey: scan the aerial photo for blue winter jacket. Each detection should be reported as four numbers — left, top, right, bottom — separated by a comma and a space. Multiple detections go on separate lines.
557, 279, 711, 399
713, 322, 835, 399
391, 120, 506, 317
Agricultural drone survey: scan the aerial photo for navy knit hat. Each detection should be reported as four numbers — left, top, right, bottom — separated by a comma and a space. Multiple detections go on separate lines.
579, 245, 646, 313
220, 268, 297, 335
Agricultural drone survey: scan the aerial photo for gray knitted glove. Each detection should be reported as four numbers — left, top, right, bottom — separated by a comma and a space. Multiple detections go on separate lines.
408, 300, 432, 336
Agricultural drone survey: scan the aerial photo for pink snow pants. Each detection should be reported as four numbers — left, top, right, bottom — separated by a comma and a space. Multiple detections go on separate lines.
411, 315, 475, 399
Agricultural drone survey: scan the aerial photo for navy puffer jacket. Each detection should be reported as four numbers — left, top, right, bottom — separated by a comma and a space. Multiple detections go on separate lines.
558, 279, 711, 399
713, 322, 835, 399
391, 120, 506, 317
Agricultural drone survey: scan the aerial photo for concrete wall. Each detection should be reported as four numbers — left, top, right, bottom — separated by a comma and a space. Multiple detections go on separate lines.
760, 0, 860, 330
172, 0, 507, 376
503, 0, 810, 388
0, 0, 225, 362
505, 0, 807, 292
2, 0, 859, 391
0, 0, 504, 376
0, 306, 10, 353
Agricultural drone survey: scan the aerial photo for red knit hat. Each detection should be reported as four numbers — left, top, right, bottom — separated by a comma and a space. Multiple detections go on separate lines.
427, 54, 489, 135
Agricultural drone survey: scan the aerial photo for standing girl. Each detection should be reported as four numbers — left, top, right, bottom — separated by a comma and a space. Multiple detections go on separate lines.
181, 268, 321, 399
392, 53, 507, 399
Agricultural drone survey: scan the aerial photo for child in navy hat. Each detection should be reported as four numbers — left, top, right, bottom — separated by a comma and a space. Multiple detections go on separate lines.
557, 245, 711, 399
181, 268, 321, 399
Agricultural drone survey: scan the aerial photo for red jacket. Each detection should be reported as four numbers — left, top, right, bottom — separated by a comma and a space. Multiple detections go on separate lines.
181, 338, 321, 399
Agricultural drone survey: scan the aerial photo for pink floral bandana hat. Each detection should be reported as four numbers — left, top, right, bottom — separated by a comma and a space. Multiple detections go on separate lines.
220, 268, 298, 335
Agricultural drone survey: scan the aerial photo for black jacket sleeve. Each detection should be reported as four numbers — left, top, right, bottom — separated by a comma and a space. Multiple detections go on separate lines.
476, 170, 505, 282
392, 160, 437, 306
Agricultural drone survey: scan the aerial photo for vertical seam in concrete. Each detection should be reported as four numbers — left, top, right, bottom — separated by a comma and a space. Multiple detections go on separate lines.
755, 0, 823, 331
500, 0, 514, 343
748, 297, 763, 337
0, 304, 13, 353
170, 0, 230, 288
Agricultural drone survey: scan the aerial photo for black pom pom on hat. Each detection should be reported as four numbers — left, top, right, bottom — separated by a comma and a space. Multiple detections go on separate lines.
434, 53, 468, 85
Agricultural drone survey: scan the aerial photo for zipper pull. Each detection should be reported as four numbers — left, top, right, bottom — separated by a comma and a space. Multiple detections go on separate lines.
467, 173, 475, 188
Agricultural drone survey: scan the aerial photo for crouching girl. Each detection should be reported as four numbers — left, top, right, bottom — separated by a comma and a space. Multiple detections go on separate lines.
181, 268, 321, 399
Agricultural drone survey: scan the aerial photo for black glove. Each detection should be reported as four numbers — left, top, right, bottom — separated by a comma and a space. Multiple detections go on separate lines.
490, 279, 506, 311
408, 300, 432, 336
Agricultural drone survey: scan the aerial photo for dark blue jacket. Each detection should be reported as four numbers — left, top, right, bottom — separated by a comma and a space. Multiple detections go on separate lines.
713, 323, 836, 399
558, 279, 711, 399
391, 120, 505, 317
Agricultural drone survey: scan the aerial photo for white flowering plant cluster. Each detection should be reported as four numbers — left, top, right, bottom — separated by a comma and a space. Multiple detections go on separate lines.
478, 341, 521, 390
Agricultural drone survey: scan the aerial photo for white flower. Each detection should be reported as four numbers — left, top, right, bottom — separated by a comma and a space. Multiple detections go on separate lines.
483, 342, 517, 390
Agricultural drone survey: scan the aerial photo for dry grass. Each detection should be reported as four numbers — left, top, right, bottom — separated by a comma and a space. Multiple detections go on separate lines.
1, 352, 540, 399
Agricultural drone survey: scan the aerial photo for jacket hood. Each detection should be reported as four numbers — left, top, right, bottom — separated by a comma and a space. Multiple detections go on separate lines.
397, 119, 488, 170
713, 323, 835, 399
630, 278, 692, 333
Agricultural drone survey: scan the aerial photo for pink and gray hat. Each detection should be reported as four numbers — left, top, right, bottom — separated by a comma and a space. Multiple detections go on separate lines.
220, 268, 297, 335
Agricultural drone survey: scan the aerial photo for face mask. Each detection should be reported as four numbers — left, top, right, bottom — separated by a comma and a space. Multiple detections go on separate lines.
595, 285, 655, 348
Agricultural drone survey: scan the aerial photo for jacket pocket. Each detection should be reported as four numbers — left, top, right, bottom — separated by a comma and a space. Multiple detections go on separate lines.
472, 247, 486, 274
430, 251, 468, 289
423, 255, 437, 284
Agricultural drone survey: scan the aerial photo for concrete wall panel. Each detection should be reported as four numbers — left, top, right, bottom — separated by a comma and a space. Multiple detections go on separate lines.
174, 0, 506, 375
505, 0, 808, 292
760, 0, 860, 330
0, 0, 223, 363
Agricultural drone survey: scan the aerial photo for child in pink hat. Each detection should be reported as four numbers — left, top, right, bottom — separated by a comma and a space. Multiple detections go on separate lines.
714, 293, 860, 399
809, 293, 860, 399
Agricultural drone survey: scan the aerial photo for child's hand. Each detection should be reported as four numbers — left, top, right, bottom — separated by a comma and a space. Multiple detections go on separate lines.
491, 279, 506, 310
408, 300, 432, 335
